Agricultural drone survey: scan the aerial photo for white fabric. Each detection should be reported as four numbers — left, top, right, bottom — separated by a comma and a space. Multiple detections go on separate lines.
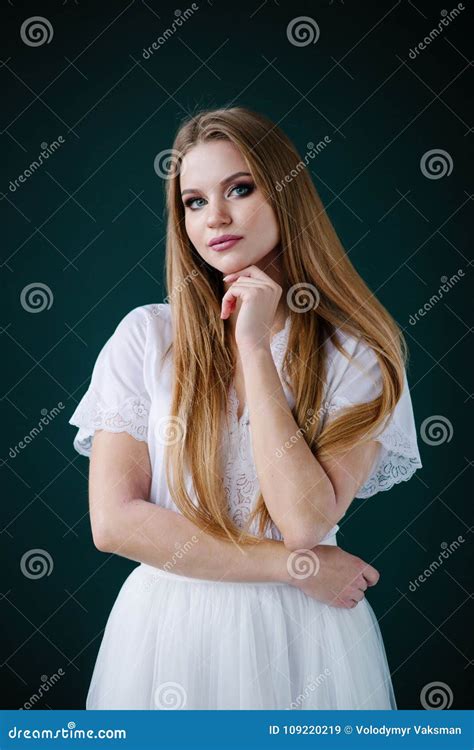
86, 558, 396, 710
69, 303, 422, 710
323, 330, 423, 498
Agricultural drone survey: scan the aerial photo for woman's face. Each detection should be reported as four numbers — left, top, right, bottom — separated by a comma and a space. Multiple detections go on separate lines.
180, 140, 281, 276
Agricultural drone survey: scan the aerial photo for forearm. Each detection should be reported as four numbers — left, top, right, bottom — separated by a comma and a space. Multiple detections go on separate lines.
242, 346, 338, 549
102, 498, 293, 584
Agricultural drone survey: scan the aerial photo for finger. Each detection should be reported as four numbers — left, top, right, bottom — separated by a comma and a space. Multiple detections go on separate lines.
362, 566, 380, 587
223, 265, 271, 283
221, 287, 243, 319
224, 277, 275, 291
220, 282, 271, 318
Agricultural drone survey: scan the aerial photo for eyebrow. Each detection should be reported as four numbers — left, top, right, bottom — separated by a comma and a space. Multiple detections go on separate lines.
181, 171, 252, 196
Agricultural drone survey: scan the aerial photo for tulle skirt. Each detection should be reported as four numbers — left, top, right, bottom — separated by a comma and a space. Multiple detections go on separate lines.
86, 553, 397, 710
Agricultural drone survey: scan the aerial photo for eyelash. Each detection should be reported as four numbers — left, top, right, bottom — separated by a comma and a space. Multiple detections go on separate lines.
184, 182, 254, 210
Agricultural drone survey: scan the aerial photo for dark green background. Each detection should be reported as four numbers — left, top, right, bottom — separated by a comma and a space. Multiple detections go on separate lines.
1, 0, 472, 710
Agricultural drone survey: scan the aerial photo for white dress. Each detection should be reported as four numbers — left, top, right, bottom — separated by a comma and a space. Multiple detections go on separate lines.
69, 303, 423, 710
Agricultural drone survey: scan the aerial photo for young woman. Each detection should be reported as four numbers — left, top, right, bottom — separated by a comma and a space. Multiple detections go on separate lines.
69, 106, 422, 710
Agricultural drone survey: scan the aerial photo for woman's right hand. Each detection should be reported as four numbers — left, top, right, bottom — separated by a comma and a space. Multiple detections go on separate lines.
284, 544, 380, 608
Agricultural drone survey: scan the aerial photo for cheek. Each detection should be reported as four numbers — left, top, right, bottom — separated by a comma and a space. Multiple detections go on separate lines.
184, 212, 199, 240
248, 200, 279, 236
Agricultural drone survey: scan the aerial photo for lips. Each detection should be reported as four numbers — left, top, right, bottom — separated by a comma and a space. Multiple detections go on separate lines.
208, 235, 243, 252
208, 234, 243, 247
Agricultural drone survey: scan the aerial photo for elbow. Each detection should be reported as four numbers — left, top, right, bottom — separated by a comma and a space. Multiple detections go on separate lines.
283, 532, 320, 552
282, 498, 341, 552
92, 523, 116, 553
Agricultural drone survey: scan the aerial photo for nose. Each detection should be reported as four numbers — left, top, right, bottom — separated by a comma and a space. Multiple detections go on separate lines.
206, 198, 231, 228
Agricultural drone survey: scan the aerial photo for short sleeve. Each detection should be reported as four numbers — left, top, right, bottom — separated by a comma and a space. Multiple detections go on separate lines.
68, 306, 151, 458
324, 333, 423, 498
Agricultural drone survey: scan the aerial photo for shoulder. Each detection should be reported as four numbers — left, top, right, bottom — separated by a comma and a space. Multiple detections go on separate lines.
324, 328, 382, 396
114, 302, 173, 351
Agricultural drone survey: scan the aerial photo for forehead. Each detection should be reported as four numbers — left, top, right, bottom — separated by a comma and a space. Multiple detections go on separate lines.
180, 140, 249, 190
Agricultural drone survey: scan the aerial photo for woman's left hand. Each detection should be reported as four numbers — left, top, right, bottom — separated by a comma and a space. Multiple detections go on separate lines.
221, 265, 283, 352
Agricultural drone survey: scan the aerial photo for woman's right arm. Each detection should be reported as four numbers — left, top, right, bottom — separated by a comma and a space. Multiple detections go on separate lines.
90, 430, 379, 607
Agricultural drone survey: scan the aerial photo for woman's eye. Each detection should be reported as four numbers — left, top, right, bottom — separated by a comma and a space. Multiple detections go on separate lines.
184, 182, 254, 210
184, 197, 206, 209
230, 183, 254, 197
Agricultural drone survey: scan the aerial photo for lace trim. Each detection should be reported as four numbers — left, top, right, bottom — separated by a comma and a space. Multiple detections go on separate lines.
227, 315, 291, 428
222, 315, 339, 541
326, 395, 423, 498
69, 387, 150, 457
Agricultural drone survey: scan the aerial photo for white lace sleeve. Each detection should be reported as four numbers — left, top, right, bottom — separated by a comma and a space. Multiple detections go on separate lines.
68, 306, 151, 458
325, 334, 423, 498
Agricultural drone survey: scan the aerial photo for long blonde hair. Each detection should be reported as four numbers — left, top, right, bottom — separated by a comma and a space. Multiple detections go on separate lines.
161, 106, 406, 548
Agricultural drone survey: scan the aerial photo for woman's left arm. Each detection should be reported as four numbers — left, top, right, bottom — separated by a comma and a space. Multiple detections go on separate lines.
241, 346, 381, 551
